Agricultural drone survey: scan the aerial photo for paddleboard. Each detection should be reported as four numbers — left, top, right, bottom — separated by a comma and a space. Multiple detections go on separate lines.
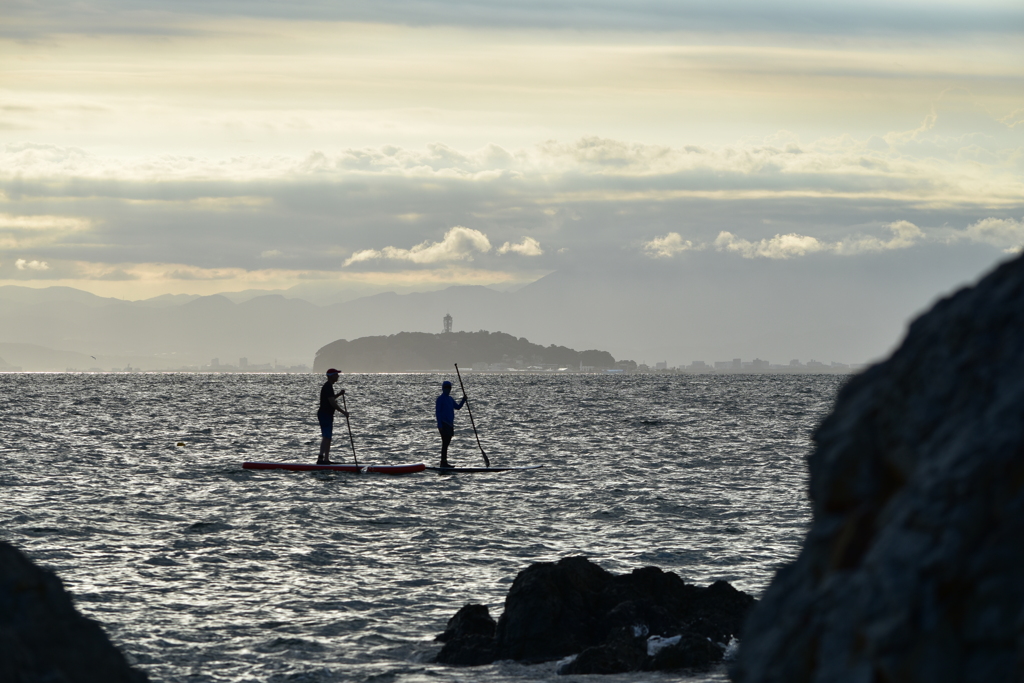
425, 464, 544, 473
243, 462, 425, 475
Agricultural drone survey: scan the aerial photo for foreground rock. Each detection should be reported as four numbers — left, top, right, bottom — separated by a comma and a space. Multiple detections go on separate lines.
733, 253, 1024, 683
435, 556, 754, 673
0, 541, 148, 683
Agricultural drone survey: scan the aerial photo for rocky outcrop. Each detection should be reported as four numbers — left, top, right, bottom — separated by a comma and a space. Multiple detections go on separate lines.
0, 541, 148, 683
733, 254, 1024, 683
434, 604, 498, 666
434, 556, 754, 674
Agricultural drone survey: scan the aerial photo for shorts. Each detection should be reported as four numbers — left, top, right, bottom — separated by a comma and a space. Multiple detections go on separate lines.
438, 423, 454, 439
318, 412, 334, 439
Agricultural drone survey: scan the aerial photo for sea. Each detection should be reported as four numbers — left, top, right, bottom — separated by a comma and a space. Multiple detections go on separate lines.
0, 372, 846, 683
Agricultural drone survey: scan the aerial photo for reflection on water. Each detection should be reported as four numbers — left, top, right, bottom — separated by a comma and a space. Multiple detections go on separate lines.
0, 372, 843, 682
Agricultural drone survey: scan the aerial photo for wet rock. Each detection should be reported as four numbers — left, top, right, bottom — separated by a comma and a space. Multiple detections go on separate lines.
436, 603, 496, 643
434, 604, 498, 665
435, 633, 499, 666
434, 555, 754, 673
0, 540, 148, 683
646, 632, 723, 671
558, 627, 647, 675
495, 555, 613, 661
732, 253, 1024, 683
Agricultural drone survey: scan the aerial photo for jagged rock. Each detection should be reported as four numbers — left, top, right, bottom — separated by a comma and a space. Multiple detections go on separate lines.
732, 254, 1024, 683
647, 631, 724, 671
0, 541, 148, 683
436, 603, 496, 643
599, 570, 754, 645
435, 633, 499, 666
434, 604, 498, 665
495, 555, 613, 661
434, 556, 754, 673
558, 627, 648, 675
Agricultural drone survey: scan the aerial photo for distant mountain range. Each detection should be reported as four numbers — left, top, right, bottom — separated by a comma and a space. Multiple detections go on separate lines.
0, 250, 981, 371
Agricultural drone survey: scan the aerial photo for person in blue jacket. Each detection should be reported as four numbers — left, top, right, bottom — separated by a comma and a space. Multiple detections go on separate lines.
435, 380, 466, 468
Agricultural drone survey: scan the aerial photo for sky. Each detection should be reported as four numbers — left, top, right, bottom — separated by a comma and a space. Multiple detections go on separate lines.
1, 0, 1023, 361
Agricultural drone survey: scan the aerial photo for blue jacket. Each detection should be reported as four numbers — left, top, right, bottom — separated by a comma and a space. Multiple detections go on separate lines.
435, 393, 465, 428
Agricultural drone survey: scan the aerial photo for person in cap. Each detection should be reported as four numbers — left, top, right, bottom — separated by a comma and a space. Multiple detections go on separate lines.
317, 368, 349, 464
435, 379, 466, 468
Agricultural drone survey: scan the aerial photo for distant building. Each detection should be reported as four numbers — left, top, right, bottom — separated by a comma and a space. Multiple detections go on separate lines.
211, 358, 220, 368
239, 357, 248, 368
751, 358, 769, 371
655, 361, 668, 370
443, 313, 453, 334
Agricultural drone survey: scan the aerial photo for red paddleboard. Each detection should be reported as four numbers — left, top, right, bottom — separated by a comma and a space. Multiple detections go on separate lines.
242, 462, 425, 475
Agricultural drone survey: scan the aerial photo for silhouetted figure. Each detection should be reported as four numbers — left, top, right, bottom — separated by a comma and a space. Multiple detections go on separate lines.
317, 369, 348, 464
435, 380, 465, 468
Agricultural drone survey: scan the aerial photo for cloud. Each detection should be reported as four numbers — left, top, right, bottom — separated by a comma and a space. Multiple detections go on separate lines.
261, 249, 283, 258
643, 233, 696, 258
16, 258, 50, 270
715, 232, 825, 259
343, 226, 492, 266
711, 221, 925, 259
833, 220, 925, 255
498, 237, 543, 256
962, 217, 1024, 252
0, 212, 92, 249
5, 0, 1021, 37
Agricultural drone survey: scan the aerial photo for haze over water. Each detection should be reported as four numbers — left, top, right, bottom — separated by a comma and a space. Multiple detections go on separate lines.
1, 372, 844, 682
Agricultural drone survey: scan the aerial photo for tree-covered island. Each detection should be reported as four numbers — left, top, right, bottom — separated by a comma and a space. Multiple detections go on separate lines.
313, 331, 622, 373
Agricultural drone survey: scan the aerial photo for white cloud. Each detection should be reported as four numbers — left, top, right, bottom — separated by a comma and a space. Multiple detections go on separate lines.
261, 249, 283, 258
710, 221, 925, 259
834, 220, 924, 254
715, 231, 825, 259
343, 226, 492, 266
16, 258, 50, 270
962, 217, 1024, 252
498, 236, 543, 256
643, 232, 696, 258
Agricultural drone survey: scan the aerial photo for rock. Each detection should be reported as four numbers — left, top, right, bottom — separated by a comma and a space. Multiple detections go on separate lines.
732, 253, 1024, 683
434, 604, 498, 666
647, 631, 723, 671
434, 555, 755, 673
0, 541, 148, 683
558, 627, 647, 675
435, 603, 496, 643
435, 633, 499, 666
494, 555, 613, 661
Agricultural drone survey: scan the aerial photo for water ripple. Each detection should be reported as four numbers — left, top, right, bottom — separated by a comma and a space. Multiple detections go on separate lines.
0, 372, 844, 682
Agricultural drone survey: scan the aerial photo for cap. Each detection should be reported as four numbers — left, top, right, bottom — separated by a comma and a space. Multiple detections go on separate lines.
442, 380, 452, 388
326, 368, 340, 376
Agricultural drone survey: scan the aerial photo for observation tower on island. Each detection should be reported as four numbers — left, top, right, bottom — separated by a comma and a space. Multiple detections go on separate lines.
443, 313, 453, 334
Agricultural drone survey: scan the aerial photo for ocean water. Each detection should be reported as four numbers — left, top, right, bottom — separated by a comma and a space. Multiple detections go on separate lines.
0, 372, 845, 682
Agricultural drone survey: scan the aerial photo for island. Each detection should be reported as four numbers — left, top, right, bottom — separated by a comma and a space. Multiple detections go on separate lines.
313, 330, 619, 373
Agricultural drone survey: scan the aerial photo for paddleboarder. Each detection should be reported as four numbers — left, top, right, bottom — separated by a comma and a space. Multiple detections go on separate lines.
435, 380, 466, 468
317, 369, 349, 465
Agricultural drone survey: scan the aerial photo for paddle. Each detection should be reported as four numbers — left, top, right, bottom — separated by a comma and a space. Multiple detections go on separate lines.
341, 391, 358, 468
454, 363, 489, 467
